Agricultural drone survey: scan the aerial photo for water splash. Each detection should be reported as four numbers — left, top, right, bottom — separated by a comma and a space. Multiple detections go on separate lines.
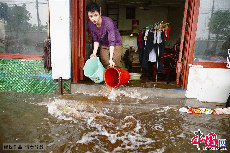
40, 98, 156, 152
107, 88, 148, 102
76, 115, 155, 152
39, 99, 100, 122
73, 86, 148, 102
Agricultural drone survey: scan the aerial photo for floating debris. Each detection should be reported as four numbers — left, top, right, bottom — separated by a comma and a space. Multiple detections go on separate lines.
179, 106, 230, 115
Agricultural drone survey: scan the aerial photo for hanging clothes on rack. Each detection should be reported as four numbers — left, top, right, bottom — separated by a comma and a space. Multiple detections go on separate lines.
149, 30, 162, 63
139, 28, 155, 71
149, 47, 156, 62
152, 30, 165, 72
138, 22, 170, 74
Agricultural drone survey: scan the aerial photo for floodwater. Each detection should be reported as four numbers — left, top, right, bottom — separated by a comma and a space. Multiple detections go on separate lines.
0, 89, 230, 152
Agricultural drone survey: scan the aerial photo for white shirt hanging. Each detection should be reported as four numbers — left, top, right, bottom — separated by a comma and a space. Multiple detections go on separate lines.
154, 31, 157, 44
149, 46, 156, 62
157, 31, 162, 44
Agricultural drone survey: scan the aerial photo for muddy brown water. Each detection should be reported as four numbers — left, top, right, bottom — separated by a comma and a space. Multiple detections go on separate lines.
0, 91, 229, 152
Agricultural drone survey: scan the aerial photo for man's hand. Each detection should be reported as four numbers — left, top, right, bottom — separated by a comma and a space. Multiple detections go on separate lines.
90, 53, 97, 58
109, 59, 115, 67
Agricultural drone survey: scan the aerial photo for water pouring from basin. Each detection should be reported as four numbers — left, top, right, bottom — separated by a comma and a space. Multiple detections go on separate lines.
104, 67, 130, 88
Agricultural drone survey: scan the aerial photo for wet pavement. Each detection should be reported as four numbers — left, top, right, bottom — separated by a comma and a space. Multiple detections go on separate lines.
77, 77, 181, 89
0, 89, 229, 152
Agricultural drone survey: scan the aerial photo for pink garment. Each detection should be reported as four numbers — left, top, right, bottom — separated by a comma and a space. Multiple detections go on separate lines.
138, 32, 143, 56
166, 27, 171, 40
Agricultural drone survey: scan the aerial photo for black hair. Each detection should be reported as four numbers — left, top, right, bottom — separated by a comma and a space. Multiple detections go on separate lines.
86, 2, 100, 14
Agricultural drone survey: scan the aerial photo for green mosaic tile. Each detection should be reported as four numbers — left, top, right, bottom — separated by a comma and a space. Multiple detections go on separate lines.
0, 59, 70, 94
63, 80, 71, 92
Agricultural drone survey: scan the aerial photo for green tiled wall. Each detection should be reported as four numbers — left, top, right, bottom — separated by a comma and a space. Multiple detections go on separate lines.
0, 59, 70, 94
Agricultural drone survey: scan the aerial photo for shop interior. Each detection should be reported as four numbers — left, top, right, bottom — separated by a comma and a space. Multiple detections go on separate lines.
85, 0, 186, 88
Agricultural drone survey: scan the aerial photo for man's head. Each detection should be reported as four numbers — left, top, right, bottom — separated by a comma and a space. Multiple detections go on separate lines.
86, 2, 100, 14
86, 2, 101, 25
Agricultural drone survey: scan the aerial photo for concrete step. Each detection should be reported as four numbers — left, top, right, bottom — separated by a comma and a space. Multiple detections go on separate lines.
71, 84, 186, 99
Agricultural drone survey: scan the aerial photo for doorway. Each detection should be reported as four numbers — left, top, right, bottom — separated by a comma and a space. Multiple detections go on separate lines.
72, 0, 197, 89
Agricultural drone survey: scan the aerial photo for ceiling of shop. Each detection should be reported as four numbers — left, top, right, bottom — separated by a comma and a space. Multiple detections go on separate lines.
106, 0, 185, 7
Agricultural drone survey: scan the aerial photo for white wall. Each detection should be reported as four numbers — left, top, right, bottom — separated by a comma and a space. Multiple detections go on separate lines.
186, 66, 230, 103
50, 0, 71, 79
118, 6, 168, 31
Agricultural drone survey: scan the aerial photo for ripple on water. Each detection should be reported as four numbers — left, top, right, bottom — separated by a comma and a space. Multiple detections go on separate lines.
41, 98, 162, 152
38, 95, 230, 152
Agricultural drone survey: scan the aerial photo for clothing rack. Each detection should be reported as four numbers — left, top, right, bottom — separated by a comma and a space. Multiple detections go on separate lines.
144, 22, 170, 32
141, 21, 170, 82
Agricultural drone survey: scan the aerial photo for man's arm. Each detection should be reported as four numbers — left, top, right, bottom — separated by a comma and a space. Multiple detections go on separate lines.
90, 42, 99, 58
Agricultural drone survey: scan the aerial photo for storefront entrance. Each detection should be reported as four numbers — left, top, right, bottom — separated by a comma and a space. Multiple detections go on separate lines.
71, 0, 220, 90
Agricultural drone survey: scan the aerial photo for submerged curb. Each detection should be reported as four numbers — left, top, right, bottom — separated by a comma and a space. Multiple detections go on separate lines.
71, 84, 186, 99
